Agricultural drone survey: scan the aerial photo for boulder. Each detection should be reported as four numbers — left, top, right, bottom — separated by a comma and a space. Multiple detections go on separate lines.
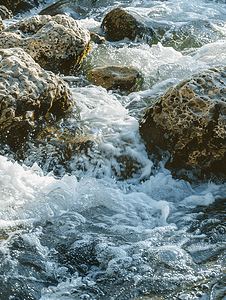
86, 66, 143, 93
39, 0, 98, 19
0, 14, 91, 74
0, 0, 38, 14
0, 47, 73, 148
139, 67, 226, 173
0, 5, 13, 19
100, 7, 158, 45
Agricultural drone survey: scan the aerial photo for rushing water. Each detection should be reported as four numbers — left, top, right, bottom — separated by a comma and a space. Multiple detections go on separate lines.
1, 0, 226, 299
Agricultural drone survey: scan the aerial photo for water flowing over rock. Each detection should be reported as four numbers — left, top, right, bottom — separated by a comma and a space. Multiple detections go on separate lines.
0, 47, 73, 148
101, 7, 158, 45
0, 14, 91, 74
90, 32, 105, 44
139, 67, 226, 174
86, 66, 143, 93
39, 0, 98, 19
0, 0, 38, 14
0, 5, 13, 19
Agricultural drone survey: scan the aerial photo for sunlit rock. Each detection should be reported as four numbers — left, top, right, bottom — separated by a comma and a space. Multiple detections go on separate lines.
86, 66, 143, 93
0, 5, 13, 19
139, 67, 226, 173
101, 7, 158, 45
0, 47, 73, 148
0, 14, 91, 74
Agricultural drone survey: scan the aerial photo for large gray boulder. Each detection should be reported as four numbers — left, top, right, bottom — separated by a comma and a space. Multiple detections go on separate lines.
0, 47, 73, 148
0, 14, 91, 74
139, 67, 226, 173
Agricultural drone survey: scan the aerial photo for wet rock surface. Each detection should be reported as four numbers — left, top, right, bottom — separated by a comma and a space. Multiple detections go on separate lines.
90, 32, 105, 44
0, 0, 38, 14
0, 14, 91, 74
101, 7, 158, 45
86, 65, 143, 93
39, 0, 99, 19
139, 67, 226, 174
0, 47, 73, 148
0, 5, 13, 19
0, 16, 3, 31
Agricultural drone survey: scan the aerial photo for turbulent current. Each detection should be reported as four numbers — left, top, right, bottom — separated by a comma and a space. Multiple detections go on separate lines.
1, 0, 226, 299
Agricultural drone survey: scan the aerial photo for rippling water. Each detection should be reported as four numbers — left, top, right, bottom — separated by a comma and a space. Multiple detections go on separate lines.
1, 0, 226, 299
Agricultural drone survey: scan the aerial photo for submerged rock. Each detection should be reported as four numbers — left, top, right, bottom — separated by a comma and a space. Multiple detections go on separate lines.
0, 47, 73, 148
101, 7, 158, 45
36, 119, 94, 161
139, 67, 226, 173
86, 66, 143, 93
0, 5, 13, 19
0, 14, 91, 74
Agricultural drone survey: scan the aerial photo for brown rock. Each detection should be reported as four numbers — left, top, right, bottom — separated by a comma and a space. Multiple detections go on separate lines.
90, 32, 105, 44
139, 67, 226, 173
0, 5, 13, 19
86, 66, 143, 92
0, 16, 3, 31
0, 0, 36, 14
101, 7, 158, 45
0, 14, 91, 74
0, 47, 73, 148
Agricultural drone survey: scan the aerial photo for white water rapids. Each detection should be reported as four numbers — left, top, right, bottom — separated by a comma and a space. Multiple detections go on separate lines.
1, 0, 226, 299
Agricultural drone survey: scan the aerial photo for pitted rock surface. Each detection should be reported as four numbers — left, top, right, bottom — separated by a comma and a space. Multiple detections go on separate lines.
0, 14, 91, 73
0, 47, 73, 147
101, 7, 157, 45
139, 67, 226, 172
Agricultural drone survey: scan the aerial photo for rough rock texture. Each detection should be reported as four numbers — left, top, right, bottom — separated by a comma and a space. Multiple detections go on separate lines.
36, 119, 94, 161
0, 0, 38, 14
0, 16, 3, 31
139, 67, 226, 173
0, 5, 13, 19
101, 7, 158, 45
90, 32, 105, 44
0, 47, 73, 147
86, 66, 143, 92
0, 14, 91, 74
